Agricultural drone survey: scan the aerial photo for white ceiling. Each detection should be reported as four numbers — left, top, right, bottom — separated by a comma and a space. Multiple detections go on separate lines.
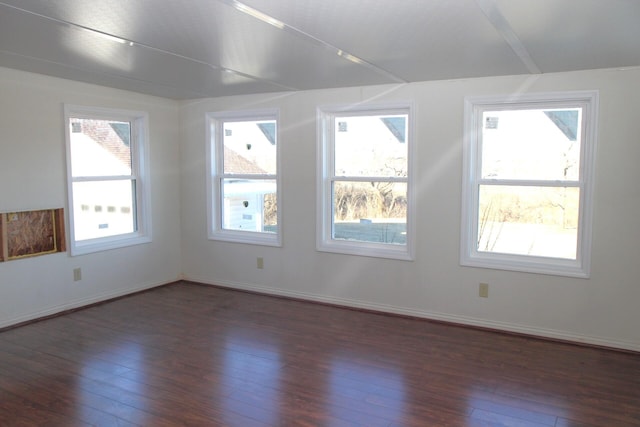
1, 0, 639, 100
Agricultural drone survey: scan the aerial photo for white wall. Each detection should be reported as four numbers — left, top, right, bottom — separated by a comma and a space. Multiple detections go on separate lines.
2, 64, 638, 352
0, 67, 182, 327
180, 67, 640, 352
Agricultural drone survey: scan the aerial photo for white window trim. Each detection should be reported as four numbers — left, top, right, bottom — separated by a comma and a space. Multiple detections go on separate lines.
317, 102, 415, 261
64, 104, 152, 256
206, 109, 282, 247
460, 91, 598, 278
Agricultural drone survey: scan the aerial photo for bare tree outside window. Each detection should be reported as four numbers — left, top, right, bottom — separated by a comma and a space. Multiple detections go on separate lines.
318, 104, 414, 260
477, 108, 582, 259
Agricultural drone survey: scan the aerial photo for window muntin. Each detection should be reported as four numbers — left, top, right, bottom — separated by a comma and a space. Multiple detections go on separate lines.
207, 110, 280, 246
318, 105, 414, 260
65, 106, 151, 255
461, 92, 598, 277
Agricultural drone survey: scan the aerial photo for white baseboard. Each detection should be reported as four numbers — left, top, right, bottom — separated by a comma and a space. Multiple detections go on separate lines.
0, 278, 176, 329
187, 276, 640, 353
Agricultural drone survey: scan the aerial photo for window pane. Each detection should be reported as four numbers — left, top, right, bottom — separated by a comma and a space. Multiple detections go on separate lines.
333, 181, 407, 244
334, 115, 407, 177
481, 109, 581, 181
69, 118, 132, 177
478, 185, 579, 259
223, 120, 276, 175
72, 180, 136, 241
222, 179, 277, 233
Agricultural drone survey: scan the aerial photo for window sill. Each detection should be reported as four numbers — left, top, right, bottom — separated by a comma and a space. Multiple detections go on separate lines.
71, 233, 152, 256
460, 253, 589, 278
209, 230, 282, 247
317, 240, 413, 261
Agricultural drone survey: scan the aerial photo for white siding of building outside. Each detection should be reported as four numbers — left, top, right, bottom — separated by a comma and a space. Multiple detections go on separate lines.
70, 134, 136, 241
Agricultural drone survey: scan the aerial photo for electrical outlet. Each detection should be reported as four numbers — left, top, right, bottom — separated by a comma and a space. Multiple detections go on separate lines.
479, 282, 489, 298
73, 268, 82, 282
257, 257, 264, 269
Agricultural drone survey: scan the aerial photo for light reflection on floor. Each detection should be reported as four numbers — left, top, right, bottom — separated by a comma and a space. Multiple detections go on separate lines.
221, 329, 283, 426
77, 341, 146, 424
328, 353, 406, 425
466, 389, 567, 426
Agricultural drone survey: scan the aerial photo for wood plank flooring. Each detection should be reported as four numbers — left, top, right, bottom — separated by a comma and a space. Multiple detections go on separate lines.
1, 282, 639, 426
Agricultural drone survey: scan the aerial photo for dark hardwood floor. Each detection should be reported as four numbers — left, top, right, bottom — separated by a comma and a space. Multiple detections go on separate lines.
1, 282, 639, 426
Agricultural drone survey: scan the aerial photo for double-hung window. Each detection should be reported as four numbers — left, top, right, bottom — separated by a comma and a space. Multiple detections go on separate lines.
64, 105, 151, 255
318, 103, 414, 260
460, 91, 598, 277
207, 109, 281, 246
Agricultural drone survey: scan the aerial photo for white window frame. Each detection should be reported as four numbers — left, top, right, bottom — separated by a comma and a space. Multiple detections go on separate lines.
317, 102, 415, 260
206, 109, 281, 247
460, 91, 598, 277
64, 104, 152, 256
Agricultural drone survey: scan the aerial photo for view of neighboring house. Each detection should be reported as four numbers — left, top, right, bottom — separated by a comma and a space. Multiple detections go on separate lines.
221, 120, 277, 233
68, 119, 136, 241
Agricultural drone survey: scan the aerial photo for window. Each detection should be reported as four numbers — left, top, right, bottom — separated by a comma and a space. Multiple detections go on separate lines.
318, 103, 414, 260
64, 105, 151, 255
461, 91, 598, 277
207, 109, 280, 246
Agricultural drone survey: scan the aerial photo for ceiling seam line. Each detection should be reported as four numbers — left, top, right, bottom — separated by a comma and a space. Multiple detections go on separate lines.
474, 0, 542, 74
218, 0, 408, 84
0, 1, 298, 92
0, 48, 208, 98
